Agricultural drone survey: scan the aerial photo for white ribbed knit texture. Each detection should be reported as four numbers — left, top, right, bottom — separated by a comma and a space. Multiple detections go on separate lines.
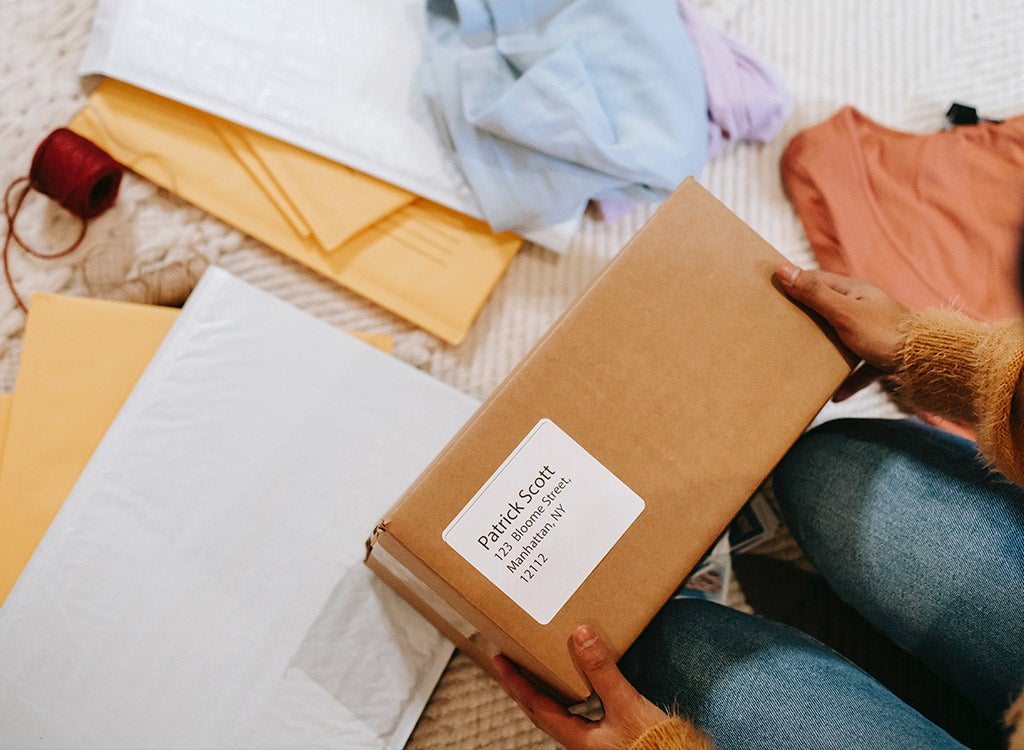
2, 1, 1022, 747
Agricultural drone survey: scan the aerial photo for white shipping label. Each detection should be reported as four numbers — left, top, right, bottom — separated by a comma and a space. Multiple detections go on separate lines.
442, 419, 645, 625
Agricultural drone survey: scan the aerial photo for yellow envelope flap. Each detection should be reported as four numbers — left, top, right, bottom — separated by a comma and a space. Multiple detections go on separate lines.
240, 127, 415, 252
69, 79, 521, 345
212, 120, 313, 240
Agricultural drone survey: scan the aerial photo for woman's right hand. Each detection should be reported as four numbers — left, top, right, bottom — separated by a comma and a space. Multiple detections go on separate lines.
774, 263, 912, 400
493, 625, 669, 750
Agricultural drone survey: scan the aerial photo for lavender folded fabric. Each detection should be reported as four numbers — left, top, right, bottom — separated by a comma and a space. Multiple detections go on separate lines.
594, 1, 791, 221
676, 0, 791, 158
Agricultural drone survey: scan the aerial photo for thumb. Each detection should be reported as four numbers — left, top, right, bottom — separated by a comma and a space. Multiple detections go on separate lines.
776, 263, 849, 318
572, 625, 634, 705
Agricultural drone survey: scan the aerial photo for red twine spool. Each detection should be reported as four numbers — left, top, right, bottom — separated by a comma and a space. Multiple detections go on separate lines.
3, 127, 124, 311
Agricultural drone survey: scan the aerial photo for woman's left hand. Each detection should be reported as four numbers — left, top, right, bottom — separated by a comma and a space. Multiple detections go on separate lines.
775, 263, 912, 400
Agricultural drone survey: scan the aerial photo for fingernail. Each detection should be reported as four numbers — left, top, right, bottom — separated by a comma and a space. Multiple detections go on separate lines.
491, 659, 514, 697
492, 656, 514, 687
574, 625, 598, 649
778, 263, 800, 284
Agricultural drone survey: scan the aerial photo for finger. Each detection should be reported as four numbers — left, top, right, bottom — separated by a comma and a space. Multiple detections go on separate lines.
776, 263, 861, 296
774, 262, 864, 305
492, 656, 589, 744
832, 362, 883, 401
776, 265, 862, 328
571, 625, 639, 708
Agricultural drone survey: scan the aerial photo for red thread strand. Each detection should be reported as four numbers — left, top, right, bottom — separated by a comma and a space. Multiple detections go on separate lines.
3, 128, 123, 311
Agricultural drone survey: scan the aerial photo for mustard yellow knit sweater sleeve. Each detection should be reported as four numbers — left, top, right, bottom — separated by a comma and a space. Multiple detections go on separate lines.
625, 716, 715, 750
894, 309, 1024, 485
895, 309, 1024, 747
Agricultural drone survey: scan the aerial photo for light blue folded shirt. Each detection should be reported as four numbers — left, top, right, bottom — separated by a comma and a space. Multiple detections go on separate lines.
422, 0, 709, 233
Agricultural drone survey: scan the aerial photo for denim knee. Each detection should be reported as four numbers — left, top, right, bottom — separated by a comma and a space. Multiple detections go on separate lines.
772, 417, 985, 566
770, 417, 1024, 719
623, 599, 965, 749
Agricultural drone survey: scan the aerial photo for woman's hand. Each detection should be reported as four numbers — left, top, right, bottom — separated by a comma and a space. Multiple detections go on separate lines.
775, 263, 912, 400
493, 625, 668, 750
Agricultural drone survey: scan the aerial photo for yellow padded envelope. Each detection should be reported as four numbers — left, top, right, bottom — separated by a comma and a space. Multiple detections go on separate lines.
0, 295, 178, 606
0, 394, 11, 461
0, 293, 392, 606
69, 79, 522, 345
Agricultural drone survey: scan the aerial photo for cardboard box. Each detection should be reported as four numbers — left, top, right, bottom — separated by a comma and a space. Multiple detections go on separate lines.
366, 177, 853, 703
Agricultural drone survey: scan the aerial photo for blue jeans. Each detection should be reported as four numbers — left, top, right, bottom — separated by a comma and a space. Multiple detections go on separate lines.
624, 418, 1024, 749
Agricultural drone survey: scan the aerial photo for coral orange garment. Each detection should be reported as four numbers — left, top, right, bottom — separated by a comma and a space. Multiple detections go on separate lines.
782, 106, 1024, 323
